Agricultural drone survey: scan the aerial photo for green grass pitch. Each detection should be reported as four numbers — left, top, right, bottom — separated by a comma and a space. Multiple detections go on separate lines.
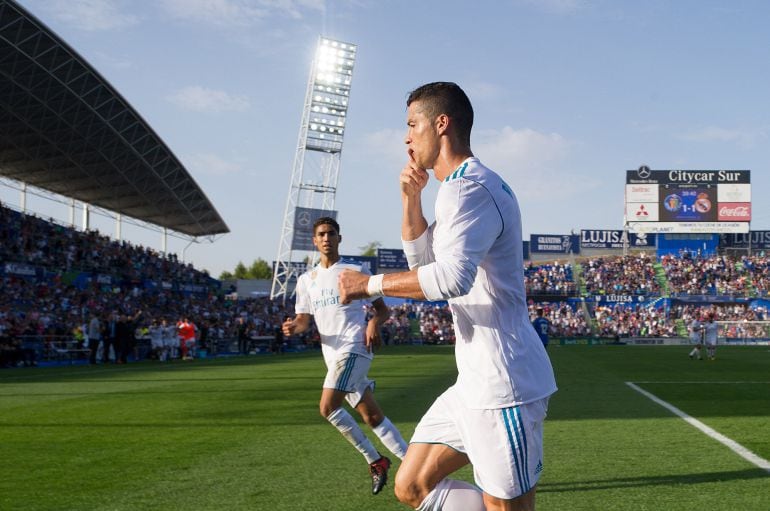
1, 345, 768, 510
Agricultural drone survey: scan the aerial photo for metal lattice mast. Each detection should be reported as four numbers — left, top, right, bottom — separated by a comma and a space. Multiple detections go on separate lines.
271, 37, 357, 301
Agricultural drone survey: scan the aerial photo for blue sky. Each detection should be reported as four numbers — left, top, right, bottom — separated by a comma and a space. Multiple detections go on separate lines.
4, 0, 770, 277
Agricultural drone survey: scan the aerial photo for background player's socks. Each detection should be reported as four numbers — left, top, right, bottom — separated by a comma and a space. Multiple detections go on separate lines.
372, 416, 408, 460
416, 478, 484, 511
327, 408, 380, 464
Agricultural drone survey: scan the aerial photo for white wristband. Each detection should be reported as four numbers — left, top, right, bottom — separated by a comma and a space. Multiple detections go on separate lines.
366, 274, 385, 298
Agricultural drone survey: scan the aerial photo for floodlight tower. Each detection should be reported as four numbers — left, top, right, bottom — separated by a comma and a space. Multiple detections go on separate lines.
271, 37, 357, 301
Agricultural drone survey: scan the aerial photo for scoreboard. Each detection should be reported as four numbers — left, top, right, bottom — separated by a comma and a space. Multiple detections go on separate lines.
625, 168, 750, 234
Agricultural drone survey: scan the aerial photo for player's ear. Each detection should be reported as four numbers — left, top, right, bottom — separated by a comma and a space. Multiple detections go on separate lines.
435, 113, 449, 135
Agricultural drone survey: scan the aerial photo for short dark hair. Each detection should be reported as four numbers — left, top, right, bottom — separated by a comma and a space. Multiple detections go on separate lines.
407, 82, 473, 146
313, 216, 339, 235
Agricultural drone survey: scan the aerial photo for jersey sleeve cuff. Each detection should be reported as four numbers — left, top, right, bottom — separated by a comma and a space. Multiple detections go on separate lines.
417, 264, 445, 302
402, 229, 431, 269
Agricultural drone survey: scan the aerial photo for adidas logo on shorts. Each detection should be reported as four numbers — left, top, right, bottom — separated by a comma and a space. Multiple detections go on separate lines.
535, 460, 543, 475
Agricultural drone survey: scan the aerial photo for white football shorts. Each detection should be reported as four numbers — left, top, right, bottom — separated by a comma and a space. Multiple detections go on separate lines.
410, 384, 549, 500
323, 352, 374, 408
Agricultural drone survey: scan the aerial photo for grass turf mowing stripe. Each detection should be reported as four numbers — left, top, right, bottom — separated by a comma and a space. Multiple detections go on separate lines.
626, 381, 770, 473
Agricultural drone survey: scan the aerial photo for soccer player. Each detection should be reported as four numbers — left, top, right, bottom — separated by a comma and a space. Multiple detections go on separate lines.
703, 312, 719, 360
688, 314, 704, 360
177, 317, 197, 360
532, 307, 551, 349
161, 318, 177, 360
282, 217, 408, 495
339, 82, 558, 510
148, 319, 165, 362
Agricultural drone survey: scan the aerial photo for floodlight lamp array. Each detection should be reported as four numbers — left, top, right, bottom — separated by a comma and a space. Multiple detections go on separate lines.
305, 38, 357, 152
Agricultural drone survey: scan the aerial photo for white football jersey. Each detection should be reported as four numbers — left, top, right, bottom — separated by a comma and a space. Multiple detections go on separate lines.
403, 157, 557, 409
689, 319, 703, 342
704, 320, 719, 344
295, 259, 375, 364
148, 325, 164, 346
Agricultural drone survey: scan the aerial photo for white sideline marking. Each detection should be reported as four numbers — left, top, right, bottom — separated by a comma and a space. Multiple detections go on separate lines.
633, 381, 770, 384
625, 381, 770, 473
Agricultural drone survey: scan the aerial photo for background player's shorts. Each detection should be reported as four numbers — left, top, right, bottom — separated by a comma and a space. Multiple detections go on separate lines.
410, 385, 549, 500
323, 352, 374, 408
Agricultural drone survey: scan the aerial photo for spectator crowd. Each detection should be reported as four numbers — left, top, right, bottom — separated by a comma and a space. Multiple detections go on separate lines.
3, 203, 770, 368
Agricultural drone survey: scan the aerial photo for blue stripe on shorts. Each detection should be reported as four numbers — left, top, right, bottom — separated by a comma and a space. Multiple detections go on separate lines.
502, 406, 531, 494
336, 353, 357, 391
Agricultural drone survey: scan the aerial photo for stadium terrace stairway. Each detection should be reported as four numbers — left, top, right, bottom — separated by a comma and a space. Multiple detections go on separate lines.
735, 261, 757, 297
572, 263, 601, 335
574, 263, 588, 296
653, 262, 670, 297
675, 318, 687, 337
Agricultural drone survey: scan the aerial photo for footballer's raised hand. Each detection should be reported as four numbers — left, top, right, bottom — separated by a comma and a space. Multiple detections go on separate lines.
400, 150, 429, 198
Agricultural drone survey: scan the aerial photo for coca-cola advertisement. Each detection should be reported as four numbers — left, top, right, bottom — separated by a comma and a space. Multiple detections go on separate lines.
718, 203, 751, 221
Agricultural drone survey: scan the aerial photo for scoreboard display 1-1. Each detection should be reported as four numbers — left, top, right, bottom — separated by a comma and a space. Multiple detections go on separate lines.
625, 168, 750, 234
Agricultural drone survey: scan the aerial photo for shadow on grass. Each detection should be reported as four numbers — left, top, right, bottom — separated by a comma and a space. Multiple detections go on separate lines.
538, 468, 769, 493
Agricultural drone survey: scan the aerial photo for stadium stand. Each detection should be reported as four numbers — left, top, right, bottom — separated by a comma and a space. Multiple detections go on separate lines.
582, 254, 661, 296
3, 202, 770, 369
0, 203, 297, 367
524, 261, 577, 295
1, 1, 236, 366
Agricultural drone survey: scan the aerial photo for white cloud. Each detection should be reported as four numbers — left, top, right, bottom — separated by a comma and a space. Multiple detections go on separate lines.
465, 80, 507, 102
517, 0, 588, 15
166, 86, 251, 113
160, 0, 324, 27
186, 153, 244, 176
360, 126, 598, 200
475, 126, 598, 198
678, 126, 765, 148
91, 50, 133, 70
361, 128, 405, 165
45, 0, 138, 31
476, 127, 568, 168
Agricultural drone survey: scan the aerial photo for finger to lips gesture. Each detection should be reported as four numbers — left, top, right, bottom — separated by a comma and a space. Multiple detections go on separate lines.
400, 151, 429, 196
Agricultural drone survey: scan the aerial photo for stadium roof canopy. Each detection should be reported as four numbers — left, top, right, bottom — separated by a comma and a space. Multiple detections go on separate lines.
0, 0, 229, 237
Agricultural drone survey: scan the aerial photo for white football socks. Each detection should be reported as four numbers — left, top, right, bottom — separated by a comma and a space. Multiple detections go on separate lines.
372, 417, 408, 460
416, 478, 485, 511
327, 408, 380, 464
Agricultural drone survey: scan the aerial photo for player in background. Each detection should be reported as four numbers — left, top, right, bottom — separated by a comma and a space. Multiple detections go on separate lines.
531, 308, 551, 349
177, 317, 197, 360
282, 217, 408, 495
703, 312, 719, 360
148, 319, 165, 362
688, 314, 704, 360
339, 82, 557, 511
161, 318, 177, 360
